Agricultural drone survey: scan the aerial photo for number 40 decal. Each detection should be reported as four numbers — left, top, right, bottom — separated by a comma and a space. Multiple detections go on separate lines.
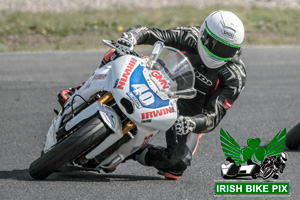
132, 84, 155, 106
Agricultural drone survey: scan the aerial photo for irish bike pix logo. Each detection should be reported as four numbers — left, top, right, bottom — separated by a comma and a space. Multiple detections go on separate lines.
220, 128, 287, 180
215, 128, 290, 196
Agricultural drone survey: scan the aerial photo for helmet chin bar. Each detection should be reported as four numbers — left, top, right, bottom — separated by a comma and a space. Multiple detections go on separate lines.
197, 39, 226, 69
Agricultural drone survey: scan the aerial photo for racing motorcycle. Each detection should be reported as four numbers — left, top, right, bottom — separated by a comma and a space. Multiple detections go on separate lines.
258, 158, 280, 179
257, 153, 287, 180
29, 40, 197, 180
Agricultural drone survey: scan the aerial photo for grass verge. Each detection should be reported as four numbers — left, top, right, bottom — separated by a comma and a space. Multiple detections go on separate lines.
1, 6, 300, 52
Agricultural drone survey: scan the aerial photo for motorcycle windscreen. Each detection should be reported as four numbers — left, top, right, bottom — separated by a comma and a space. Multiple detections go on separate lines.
150, 47, 196, 99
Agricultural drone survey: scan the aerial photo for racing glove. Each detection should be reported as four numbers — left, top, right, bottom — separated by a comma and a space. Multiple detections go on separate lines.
116, 32, 137, 52
57, 89, 73, 106
173, 116, 196, 135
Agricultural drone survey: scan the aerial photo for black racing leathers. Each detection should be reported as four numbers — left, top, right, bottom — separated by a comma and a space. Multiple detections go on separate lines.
123, 25, 246, 133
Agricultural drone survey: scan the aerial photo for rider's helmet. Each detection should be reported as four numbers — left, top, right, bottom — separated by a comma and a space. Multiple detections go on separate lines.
280, 152, 288, 163
198, 10, 245, 69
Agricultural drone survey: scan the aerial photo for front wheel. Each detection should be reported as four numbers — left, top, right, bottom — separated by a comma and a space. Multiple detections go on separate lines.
262, 167, 274, 180
29, 116, 110, 180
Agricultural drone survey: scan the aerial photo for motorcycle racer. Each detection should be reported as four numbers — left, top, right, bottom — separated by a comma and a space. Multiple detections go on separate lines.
58, 10, 246, 180
116, 10, 247, 180
258, 153, 288, 179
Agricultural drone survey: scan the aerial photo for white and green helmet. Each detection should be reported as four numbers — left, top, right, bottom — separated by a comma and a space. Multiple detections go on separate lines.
198, 10, 244, 69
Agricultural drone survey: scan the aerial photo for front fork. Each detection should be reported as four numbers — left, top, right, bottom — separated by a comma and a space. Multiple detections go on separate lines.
98, 92, 136, 134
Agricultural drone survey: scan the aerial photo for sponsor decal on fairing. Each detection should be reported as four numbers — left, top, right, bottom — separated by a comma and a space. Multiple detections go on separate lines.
93, 74, 107, 80
141, 119, 152, 124
83, 81, 91, 89
127, 92, 142, 109
113, 79, 119, 89
140, 134, 153, 148
100, 111, 116, 129
150, 70, 170, 90
141, 106, 172, 120
117, 58, 137, 90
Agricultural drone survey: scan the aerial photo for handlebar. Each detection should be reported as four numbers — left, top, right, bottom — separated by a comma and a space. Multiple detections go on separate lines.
102, 40, 141, 58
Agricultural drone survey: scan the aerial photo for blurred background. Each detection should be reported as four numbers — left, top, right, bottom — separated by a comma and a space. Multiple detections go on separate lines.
0, 0, 300, 52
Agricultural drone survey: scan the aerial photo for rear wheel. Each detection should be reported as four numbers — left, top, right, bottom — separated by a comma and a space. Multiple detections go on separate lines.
29, 116, 110, 180
286, 123, 300, 150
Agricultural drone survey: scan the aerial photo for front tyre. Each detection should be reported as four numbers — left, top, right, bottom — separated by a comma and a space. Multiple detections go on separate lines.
262, 167, 274, 180
29, 116, 109, 180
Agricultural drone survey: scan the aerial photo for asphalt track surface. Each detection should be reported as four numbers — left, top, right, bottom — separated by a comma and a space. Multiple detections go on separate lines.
0, 47, 300, 200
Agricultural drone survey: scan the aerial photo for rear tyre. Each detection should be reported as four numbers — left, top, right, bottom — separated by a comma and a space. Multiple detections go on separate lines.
29, 116, 109, 180
286, 123, 300, 150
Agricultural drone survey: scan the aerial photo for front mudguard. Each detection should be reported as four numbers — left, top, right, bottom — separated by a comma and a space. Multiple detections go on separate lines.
44, 101, 123, 153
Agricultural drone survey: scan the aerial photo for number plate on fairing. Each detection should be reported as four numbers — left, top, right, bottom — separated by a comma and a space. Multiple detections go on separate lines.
129, 65, 169, 109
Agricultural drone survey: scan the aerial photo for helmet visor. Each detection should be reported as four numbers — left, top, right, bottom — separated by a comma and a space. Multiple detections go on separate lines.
201, 25, 242, 61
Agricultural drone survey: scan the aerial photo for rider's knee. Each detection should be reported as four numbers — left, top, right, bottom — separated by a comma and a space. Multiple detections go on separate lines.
135, 144, 191, 176
162, 160, 188, 176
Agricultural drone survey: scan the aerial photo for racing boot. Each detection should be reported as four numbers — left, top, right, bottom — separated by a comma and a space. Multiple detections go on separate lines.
157, 160, 188, 180
134, 144, 185, 180
158, 171, 180, 180
57, 83, 84, 106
